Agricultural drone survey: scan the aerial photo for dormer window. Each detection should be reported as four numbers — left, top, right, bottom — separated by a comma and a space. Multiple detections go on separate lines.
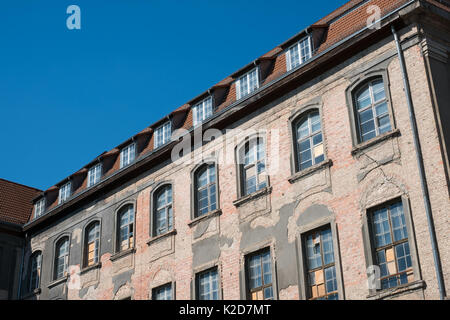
34, 198, 45, 219
120, 143, 136, 168
236, 68, 259, 100
286, 36, 312, 71
193, 96, 213, 126
88, 163, 102, 187
59, 182, 71, 204
154, 121, 172, 149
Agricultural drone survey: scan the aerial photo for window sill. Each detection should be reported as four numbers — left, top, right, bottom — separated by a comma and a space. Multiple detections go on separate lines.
288, 159, 333, 184
22, 288, 41, 299
80, 262, 102, 274
188, 209, 222, 228
48, 275, 69, 288
146, 229, 177, 246
351, 129, 400, 156
110, 247, 136, 262
367, 280, 426, 300
233, 186, 272, 208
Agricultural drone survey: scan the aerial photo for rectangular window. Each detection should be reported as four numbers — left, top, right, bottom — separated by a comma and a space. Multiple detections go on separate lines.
304, 227, 338, 300
59, 182, 71, 204
154, 121, 172, 149
193, 96, 213, 126
120, 143, 136, 168
153, 283, 173, 300
196, 268, 219, 300
34, 198, 45, 218
87, 163, 102, 187
286, 37, 312, 71
242, 138, 266, 196
236, 68, 259, 100
30, 253, 42, 291
370, 200, 413, 290
246, 249, 273, 300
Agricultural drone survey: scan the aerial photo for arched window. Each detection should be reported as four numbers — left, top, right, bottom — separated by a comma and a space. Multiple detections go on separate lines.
153, 185, 173, 236
117, 204, 134, 252
54, 237, 69, 280
194, 164, 217, 218
354, 78, 391, 142
29, 251, 42, 292
238, 137, 267, 197
293, 110, 324, 171
84, 221, 100, 267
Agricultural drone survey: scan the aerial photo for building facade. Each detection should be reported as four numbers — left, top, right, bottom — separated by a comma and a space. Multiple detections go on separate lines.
7, 0, 450, 300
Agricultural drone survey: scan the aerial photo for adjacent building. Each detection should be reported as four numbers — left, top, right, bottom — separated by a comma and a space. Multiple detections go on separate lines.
0, 179, 41, 299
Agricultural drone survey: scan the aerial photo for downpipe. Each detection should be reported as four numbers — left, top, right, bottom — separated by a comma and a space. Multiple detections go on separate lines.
391, 25, 446, 300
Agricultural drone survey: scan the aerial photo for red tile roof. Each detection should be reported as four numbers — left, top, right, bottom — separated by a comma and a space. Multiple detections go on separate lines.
0, 178, 41, 225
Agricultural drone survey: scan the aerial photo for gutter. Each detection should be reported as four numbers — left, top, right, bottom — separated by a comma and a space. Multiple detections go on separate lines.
391, 25, 446, 300
25, 0, 418, 231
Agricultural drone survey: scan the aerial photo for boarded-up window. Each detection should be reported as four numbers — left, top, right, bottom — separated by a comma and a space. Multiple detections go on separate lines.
304, 227, 338, 300
85, 222, 100, 267
370, 200, 413, 289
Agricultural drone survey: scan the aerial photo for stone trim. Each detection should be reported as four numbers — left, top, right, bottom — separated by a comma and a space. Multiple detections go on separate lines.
80, 262, 102, 274
110, 247, 136, 262
188, 209, 222, 228
47, 275, 69, 289
146, 229, 177, 246
288, 159, 333, 184
351, 129, 401, 156
232, 186, 272, 208
367, 280, 426, 300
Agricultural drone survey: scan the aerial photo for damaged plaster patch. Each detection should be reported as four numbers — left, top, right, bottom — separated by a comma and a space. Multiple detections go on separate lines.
239, 201, 298, 291
192, 235, 221, 269
79, 283, 99, 299
249, 209, 280, 229
72, 228, 82, 244
114, 282, 134, 300
219, 235, 233, 250
112, 269, 133, 296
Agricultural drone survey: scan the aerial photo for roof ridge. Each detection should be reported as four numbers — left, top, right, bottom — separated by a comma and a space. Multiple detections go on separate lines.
0, 178, 42, 192
314, 0, 367, 25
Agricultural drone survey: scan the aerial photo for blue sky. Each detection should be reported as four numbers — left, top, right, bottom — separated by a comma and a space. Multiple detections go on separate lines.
0, 0, 347, 190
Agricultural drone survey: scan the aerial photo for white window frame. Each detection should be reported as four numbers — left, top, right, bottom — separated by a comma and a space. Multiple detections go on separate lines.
286, 36, 313, 72
192, 96, 213, 126
120, 143, 136, 168
87, 163, 102, 187
59, 182, 72, 204
236, 68, 260, 100
34, 198, 45, 219
154, 121, 172, 149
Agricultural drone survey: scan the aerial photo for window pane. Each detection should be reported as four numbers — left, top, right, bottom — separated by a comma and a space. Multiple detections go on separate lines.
356, 86, 371, 109
154, 284, 172, 300
198, 269, 219, 300
322, 229, 335, 265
